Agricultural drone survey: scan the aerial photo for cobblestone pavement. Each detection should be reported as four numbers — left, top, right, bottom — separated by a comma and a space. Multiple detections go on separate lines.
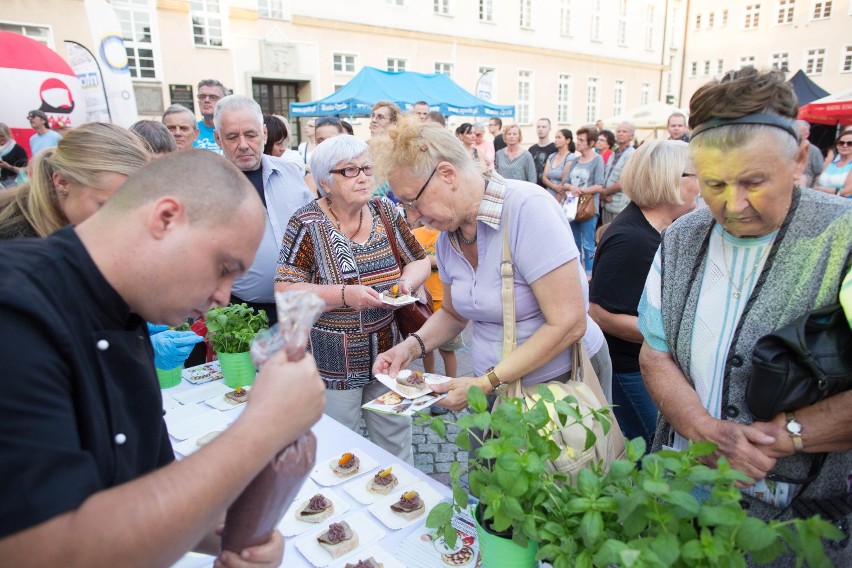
358, 327, 475, 487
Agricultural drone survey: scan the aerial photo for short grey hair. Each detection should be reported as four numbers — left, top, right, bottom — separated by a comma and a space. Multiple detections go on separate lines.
619, 121, 636, 134
197, 79, 228, 98
162, 104, 198, 129
310, 135, 369, 189
130, 120, 178, 154
689, 124, 799, 161
213, 95, 263, 131
795, 119, 811, 135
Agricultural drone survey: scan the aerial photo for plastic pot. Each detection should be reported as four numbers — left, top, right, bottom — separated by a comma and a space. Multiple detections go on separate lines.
218, 351, 256, 388
473, 503, 538, 568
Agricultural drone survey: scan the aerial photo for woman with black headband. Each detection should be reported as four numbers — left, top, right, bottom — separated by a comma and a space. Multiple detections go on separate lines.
637, 67, 852, 559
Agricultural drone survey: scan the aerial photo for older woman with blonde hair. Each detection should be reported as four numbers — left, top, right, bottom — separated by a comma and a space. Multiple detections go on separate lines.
0, 122, 150, 240
371, 117, 612, 411
494, 123, 537, 183
589, 139, 699, 448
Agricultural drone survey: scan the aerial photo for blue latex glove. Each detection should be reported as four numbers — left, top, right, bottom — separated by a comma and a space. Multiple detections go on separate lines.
150, 329, 204, 370
147, 323, 170, 335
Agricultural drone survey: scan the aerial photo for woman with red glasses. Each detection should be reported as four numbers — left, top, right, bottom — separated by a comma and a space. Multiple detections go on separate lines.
814, 127, 852, 197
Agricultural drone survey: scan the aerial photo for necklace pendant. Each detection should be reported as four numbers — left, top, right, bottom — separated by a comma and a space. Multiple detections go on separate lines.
732, 291, 741, 299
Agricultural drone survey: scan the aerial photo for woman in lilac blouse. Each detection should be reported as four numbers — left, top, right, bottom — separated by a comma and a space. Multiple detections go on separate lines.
371, 117, 605, 411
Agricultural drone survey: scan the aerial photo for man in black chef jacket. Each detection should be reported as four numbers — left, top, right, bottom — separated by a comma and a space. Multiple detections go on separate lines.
0, 150, 325, 567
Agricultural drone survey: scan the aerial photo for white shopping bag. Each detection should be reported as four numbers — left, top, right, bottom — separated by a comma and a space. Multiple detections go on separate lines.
563, 195, 578, 222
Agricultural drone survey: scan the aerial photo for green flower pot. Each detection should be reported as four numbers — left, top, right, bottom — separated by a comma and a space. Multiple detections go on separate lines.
156, 366, 183, 389
218, 351, 256, 388
473, 504, 538, 568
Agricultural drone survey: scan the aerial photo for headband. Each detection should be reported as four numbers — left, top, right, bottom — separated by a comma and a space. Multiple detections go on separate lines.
690, 113, 799, 141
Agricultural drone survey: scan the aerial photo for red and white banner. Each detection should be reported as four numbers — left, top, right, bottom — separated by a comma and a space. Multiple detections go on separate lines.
0, 31, 88, 156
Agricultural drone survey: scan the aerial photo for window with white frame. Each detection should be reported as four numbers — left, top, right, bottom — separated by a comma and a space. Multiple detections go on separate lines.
722, 9, 729, 25
739, 55, 756, 67
612, 80, 625, 116
114, 0, 156, 79
716, 58, 725, 73
434, 0, 450, 16
0, 21, 51, 47
776, 0, 795, 23
517, 70, 532, 124
435, 61, 453, 76
805, 48, 825, 74
387, 58, 406, 72
704, 60, 711, 76
695, 13, 702, 29
479, 0, 493, 22
586, 77, 600, 124
641, 83, 651, 106
843, 45, 852, 72
812, 1, 832, 19
771, 51, 790, 71
591, 0, 602, 42
557, 74, 573, 124
519, 0, 532, 28
645, 5, 655, 50
191, 0, 223, 47
744, 4, 761, 28
333, 53, 356, 73
258, 0, 285, 19
617, 0, 627, 45
560, 0, 572, 36
708, 11, 715, 27
689, 61, 698, 78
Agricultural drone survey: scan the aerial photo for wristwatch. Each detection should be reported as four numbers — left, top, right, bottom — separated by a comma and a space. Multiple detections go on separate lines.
485, 366, 506, 393
785, 412, 804, 453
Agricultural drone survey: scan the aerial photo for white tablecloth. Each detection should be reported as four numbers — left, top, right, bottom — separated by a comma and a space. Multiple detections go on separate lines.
164, 375, 451, 568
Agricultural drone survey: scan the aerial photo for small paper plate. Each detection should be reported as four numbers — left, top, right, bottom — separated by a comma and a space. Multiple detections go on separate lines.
279, 487, 351, 537
294, 477, 321, 503
342, 465, 419, 505
167, 410, 231, 441
424, 373, 452, 386
329, 545, 404, 568
310, 450, 378, 486
379, 292, 418, 306
375, 371, 433, 400
294, 511, 386, 568
182, 361, 223, 385
367, 482, 443, 530
203, 386, 252, 411
171, 381, 231, 406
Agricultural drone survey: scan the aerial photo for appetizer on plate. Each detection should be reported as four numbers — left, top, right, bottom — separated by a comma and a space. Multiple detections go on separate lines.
317, 521, 358, 559
296, 493, 334, 524
344, 558, 383, 568
365, 467, 398, 495
224, 386, 248, 405
396, 370, 426, 389
386, 284, 401, 298
331, 452, 360, 477
389, 490, 425, 521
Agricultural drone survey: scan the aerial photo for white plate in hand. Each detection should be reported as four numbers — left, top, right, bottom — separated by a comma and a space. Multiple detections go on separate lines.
367, 482, 443, 530
379, 292, 418, 306
424, 372, 452, 386
375, 370, 433, 399
310, 450, 378, 486
294, 511, 385, 568
278, 487, 351, 537
342, 465, 419, 505
329, 545, 404, 568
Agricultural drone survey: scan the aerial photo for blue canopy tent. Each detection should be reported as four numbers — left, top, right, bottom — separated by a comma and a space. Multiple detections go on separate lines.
289, 67, 514, 119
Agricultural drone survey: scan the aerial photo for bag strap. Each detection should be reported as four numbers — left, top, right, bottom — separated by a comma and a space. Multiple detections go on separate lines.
500, 190, 517, 361
375, 198, 402, 269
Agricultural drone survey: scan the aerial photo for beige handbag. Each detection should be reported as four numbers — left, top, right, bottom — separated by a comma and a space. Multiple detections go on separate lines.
495, 190, 624, 478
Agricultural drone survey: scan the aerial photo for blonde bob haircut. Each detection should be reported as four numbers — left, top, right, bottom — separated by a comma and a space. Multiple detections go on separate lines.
371, 101, 401, 124
502, 124, 522, 143
620, 139, 689, 209
0, 122, 149, 238
371, 116, 479, 183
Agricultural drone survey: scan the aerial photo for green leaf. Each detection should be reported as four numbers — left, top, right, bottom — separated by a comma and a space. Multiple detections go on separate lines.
471, 411, 491, 431
441, 523, 458, 549
680, 539, 705, 561
605, 459, 636, 481
429, 418, 446, 439
578, 511, 604, 547
687, 440, 717, 457
453, 428, 472, 451
649, 532, 680, 565
476, 443, 498, 460
593, 539, 629, 566
734, 516, 777, 552
425, 501, 453, 529
642, 479, 670, 496
577, 468, 601, 498
495, 451, 522, 472
698, 504, 742, 527
503, 496, 526, 521
467, 386, 488, 413
665, 489, 700, 515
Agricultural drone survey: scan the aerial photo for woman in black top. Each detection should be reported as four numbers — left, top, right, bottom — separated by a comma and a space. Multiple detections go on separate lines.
0, 123, 28, 188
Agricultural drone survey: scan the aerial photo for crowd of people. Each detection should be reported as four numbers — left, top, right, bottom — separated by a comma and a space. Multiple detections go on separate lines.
1, 67, 851, 566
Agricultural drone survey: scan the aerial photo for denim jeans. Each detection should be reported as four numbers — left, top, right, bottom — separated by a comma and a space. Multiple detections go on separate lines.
570, 214, 598, 276
611, 370, 658, 450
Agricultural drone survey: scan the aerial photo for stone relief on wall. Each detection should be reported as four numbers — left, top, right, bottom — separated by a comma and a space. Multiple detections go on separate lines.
261, 42, 297, 75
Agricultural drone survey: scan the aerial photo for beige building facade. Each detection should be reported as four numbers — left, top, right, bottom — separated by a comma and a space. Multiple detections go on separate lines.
681, 0, 850, 110
2, 0, 688, 143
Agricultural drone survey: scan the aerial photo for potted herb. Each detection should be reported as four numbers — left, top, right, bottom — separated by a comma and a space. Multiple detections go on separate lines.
423, 387, 842, 568
205, 303, 268, 388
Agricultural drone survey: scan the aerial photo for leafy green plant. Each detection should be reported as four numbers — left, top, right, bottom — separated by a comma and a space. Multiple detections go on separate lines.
205, 303, 268, 353
422, 386, 843, 568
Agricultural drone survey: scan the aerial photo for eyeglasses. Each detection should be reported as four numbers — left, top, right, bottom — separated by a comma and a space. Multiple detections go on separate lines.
370, 113, 390, 122
400, 166, 438, 211
330, 165, 373, 178
681, 173, 697, 178
837, 140, 852, 147
196, 94, 221, 101
316, 117, 341, 126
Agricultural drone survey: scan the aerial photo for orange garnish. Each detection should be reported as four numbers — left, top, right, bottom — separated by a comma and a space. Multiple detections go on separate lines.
338, 452, 353, 466
391, 284, 399, 295
378, 467, 393, 478
403, 490, 418, 500
235, 387, 243, 395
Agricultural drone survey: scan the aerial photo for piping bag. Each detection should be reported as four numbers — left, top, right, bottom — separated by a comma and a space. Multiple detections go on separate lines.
220, 290, 326, 553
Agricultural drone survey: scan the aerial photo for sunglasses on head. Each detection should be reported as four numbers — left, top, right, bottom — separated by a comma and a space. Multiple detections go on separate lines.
316, 117, 341, 126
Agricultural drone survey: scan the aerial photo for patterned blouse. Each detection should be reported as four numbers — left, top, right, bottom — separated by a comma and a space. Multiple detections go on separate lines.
276, 197, 426, 390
